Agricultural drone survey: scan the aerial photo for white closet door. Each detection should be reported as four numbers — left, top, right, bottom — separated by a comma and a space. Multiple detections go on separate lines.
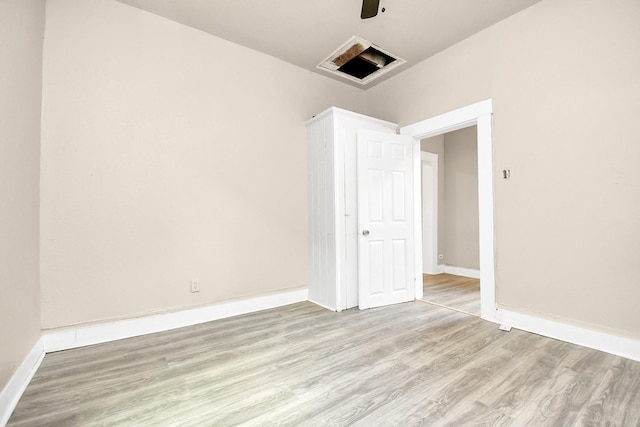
357, 130, 415, 309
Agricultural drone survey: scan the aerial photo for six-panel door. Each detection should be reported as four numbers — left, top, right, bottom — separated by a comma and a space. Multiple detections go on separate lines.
357, 129, 415, 309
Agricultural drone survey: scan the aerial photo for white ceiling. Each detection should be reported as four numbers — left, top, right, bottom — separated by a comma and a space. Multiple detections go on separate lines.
115, 0, 542, 89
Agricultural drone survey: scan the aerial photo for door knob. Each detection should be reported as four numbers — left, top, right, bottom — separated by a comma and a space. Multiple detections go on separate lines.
362, 230, 370, 236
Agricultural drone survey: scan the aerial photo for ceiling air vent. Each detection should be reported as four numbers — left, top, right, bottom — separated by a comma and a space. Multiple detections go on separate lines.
318, 36, 405, 85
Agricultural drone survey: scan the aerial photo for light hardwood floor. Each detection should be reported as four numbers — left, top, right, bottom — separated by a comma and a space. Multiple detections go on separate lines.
8, 301, 640, 426
423, 273, 481, 316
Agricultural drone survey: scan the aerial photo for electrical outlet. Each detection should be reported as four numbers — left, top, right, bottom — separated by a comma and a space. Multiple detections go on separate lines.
438, 254, 444, 260
190, 279, 200, 293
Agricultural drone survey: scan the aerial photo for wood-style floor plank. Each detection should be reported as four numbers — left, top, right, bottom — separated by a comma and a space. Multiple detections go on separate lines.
8, 301, 640, 426
423, 273, 480, 316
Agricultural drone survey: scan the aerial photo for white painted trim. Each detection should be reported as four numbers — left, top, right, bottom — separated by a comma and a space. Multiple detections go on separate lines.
308, 298, 338, 312
401, 100, 491, 138
413, 140, 423, 300
44, 288, 308, 352
0, 338, 45, 427
436, 264, 446, 274
401, 99, 497, 323
305, 107, 397, 129
444, 266, 481, 279
420, 152, 439, 275
476, 112, 497, 321
333, 119, 344, 312
497, 309, 640, 362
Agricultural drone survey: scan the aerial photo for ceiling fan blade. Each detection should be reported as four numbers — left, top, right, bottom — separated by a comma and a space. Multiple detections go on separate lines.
361, 0, 380, 19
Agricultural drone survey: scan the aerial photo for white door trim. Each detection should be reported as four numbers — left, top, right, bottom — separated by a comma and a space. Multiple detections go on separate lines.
400, 99, 496, 322
420, 152, 438, 275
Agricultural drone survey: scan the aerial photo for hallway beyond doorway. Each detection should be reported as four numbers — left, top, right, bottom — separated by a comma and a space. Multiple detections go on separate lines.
422, 273, 480, 316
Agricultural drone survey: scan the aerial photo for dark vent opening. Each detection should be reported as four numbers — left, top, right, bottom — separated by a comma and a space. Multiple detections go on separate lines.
337, 46, 396, 80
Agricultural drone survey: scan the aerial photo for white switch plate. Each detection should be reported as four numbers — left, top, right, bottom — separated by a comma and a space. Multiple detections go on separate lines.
190, 279, 200, 293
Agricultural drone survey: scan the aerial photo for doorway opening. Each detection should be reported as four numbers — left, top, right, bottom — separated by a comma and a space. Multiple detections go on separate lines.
401, 99, 496, 323
420, 126, 480, 316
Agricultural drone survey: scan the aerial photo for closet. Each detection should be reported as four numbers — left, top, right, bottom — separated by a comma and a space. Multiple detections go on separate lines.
306, 107, 398, 311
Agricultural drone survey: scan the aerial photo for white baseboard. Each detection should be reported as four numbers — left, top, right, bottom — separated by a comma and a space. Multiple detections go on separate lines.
0, 338, 45, 427
423, 265, 446, 275
424, 265, 479, 278
308, 298, 337, 312
443, 266, 480, 279
44, 288, 308, 353
497, 309, 640, 362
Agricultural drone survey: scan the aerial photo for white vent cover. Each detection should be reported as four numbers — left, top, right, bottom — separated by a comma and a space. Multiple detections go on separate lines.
317, 36, 405, 85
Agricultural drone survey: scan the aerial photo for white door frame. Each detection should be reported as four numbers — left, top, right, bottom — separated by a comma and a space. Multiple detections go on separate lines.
420, 152, 439, 275
400, 99, 496, 322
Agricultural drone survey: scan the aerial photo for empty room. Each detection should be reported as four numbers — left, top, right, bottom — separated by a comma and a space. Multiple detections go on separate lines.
1, 0, 639, 425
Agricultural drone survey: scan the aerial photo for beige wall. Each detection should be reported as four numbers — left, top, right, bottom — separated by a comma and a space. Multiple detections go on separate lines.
0, 0, 44, 390
422, 128, 479, 270
40, 0, 365, 328
366, 0, 640, 339
444, 127, 479, 270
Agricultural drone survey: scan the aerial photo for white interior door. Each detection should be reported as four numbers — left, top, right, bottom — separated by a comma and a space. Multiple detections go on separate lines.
357, 129, 415, 309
